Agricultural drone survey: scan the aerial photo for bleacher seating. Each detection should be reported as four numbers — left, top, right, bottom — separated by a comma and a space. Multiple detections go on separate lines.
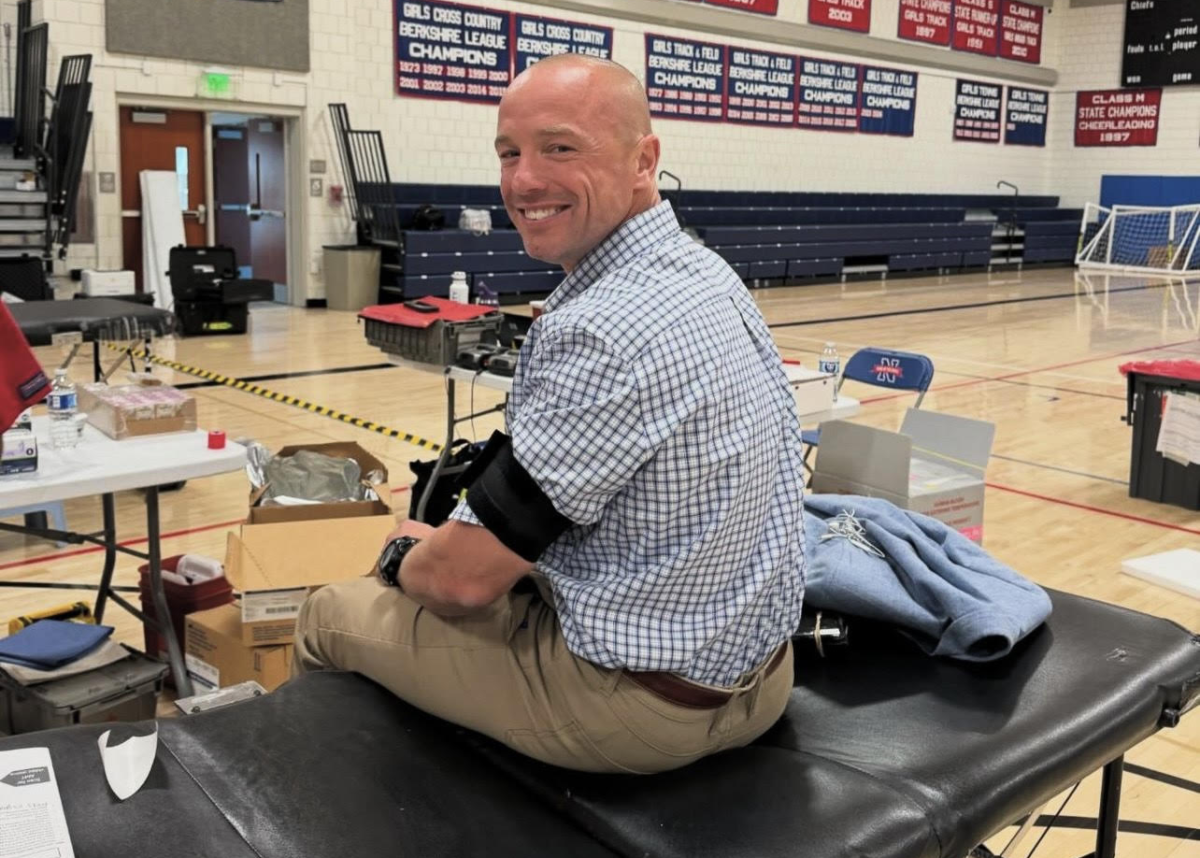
374, 184, 1082, 300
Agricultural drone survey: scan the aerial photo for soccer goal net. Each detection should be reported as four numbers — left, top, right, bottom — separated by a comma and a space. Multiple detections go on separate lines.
1075, 203, 1200, 274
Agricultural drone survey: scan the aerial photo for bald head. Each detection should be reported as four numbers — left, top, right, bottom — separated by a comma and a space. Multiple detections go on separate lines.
508, 54, 652, 143
495, 55, 663, 271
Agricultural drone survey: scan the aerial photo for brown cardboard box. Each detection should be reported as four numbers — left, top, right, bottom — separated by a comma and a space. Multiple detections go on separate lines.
184, 604, 293, 692
248, 441, 391, 525
812, 409, 996, 544
225, 513, 396, 646
79, 379, 197, 439
227, 440, 397, 646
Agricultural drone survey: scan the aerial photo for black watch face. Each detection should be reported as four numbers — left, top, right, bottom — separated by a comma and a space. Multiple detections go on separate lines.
379, 537, 416, 586
379, 539, 403, 585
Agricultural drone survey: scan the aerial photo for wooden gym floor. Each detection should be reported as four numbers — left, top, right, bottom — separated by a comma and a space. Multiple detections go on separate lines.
3, 265, 1199, 856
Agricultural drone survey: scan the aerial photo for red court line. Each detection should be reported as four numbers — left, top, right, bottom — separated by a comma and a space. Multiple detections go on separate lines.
0, 486, 412, 574
987, 482, 1200, 537
860, 337, 1198, 405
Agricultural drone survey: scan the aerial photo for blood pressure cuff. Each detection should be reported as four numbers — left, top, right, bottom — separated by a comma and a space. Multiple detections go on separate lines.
462, 431, 572, 562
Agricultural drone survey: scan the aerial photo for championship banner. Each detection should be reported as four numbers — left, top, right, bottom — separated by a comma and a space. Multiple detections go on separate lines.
999, 0, 1042, 64
953, 78, 1001, 142
952, 0, 1000, 56
1075, 88, 1162, 147
705, 0, 779, 15
808, 0, 871, 33
645, 34, 727, 122
395, 0, 511, 103
858, 65, 917, 136
513, 14, 612, 73
898, 0, 952, 46
1004, 86, 1047, 146
797, 57, 860, 132
727, 47, 796, 126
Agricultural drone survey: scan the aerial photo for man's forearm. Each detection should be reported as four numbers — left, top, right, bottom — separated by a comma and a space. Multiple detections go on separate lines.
397, 522, 532, 616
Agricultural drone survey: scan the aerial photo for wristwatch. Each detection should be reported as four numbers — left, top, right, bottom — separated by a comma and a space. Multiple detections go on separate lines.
377, 536, 421, 588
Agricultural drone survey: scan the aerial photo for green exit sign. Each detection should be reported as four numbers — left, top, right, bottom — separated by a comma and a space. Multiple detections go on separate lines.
204, 73, 231, 94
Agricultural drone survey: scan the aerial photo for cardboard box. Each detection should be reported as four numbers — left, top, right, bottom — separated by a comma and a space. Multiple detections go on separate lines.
812, 409, 996, 543
224, 517, 395, 645
79, 379, 197, 439
784, 364, 836, 420
185, 604, 293, 692
228, 440, 397, 646
248, 441, 391, 525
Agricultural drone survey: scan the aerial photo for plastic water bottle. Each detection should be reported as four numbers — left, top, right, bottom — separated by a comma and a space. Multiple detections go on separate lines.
818, 343, 840, 402
47, 369, 80, 449
475, 281, 500, 311
448, 270, 470, 304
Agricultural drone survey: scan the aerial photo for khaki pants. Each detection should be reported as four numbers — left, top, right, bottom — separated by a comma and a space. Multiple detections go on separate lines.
292, 576, 793, 774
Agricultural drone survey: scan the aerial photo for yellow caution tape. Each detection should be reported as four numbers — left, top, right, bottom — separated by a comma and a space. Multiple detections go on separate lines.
105, 343, 442, 452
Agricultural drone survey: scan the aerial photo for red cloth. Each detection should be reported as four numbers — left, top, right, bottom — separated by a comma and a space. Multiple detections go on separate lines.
359, 297, 497, 330
0, 302, 51, 433
1118, 360, 1200, 383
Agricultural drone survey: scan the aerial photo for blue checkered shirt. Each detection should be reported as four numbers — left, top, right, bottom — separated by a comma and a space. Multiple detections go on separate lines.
450, 200, 806, 687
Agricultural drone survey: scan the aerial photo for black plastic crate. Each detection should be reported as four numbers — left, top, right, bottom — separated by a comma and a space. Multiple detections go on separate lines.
1125, 371, 1200, 511
0, 647, 167, 735
362, 312, 500, 366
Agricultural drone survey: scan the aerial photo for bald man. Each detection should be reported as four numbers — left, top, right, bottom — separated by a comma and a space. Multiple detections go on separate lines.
294, 56, 807, 774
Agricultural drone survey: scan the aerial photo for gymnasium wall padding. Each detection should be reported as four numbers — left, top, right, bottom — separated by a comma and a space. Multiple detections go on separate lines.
106, 0, 310, 73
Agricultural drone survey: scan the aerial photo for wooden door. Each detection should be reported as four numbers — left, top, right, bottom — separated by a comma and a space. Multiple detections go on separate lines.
119, 107, 206, 293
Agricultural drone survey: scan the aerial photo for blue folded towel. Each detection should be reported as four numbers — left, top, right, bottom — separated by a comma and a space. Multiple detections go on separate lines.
0, 620, 114, 670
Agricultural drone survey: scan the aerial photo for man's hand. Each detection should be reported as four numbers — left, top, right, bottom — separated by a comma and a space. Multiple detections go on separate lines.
368, 519, 436, 577
383, 518, 436, 546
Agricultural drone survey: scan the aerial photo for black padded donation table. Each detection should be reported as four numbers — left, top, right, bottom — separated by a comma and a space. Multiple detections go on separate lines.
9, 296, 175, 379
0, 589, 1197, 858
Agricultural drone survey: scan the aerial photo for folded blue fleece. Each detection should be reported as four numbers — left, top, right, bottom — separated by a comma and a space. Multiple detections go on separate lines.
803, 494, 1052, 661
0, 620, 114, 670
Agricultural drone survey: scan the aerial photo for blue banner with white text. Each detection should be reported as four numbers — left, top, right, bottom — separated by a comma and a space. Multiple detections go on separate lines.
797, 56, 859, 131
727, 47, 796, 126
1004, 85, 1048, 146
645, 34, 727, 122
395, 0, 511, 104
514, 14, 613, 73
857, 65, 917, 136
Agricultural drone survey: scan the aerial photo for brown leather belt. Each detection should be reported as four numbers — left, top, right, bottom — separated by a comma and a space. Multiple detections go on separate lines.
624, 642, 789, 710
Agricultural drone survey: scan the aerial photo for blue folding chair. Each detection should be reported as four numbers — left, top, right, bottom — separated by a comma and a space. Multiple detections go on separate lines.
801, 347, 935, 475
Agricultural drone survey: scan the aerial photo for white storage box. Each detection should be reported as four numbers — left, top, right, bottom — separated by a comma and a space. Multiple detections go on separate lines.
81, 269, 136, 297
784, 364, 836, 420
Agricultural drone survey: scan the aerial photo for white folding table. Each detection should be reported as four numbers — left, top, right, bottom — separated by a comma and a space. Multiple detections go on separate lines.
0, 418, 246, 697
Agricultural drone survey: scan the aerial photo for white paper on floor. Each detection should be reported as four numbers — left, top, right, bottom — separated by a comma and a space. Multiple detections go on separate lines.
1121, 549, 1200, 600
98, 726, 158, 801
140, 170, 185, 310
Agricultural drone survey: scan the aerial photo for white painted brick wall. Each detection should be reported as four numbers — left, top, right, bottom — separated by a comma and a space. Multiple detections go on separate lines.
39, 0, 1079, 299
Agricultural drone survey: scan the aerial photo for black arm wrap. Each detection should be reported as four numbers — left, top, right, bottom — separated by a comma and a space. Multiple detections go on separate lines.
464, 431, 573, 561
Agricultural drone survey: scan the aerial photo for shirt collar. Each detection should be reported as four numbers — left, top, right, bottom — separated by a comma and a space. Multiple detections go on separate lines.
541, 200, 681, 314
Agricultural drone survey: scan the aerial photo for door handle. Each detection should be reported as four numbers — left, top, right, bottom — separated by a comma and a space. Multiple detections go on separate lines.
183, 203, 207, 225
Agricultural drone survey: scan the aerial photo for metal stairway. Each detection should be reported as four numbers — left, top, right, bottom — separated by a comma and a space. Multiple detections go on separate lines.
0, 0, 93, 285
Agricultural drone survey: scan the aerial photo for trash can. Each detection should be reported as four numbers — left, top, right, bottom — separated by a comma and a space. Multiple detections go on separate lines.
323, 245, 382, 311
1121, 361, 1200, 511
138, 556, 235, 684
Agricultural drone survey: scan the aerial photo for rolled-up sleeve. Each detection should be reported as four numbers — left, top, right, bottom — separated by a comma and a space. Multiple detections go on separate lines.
507, 324, 653, 526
